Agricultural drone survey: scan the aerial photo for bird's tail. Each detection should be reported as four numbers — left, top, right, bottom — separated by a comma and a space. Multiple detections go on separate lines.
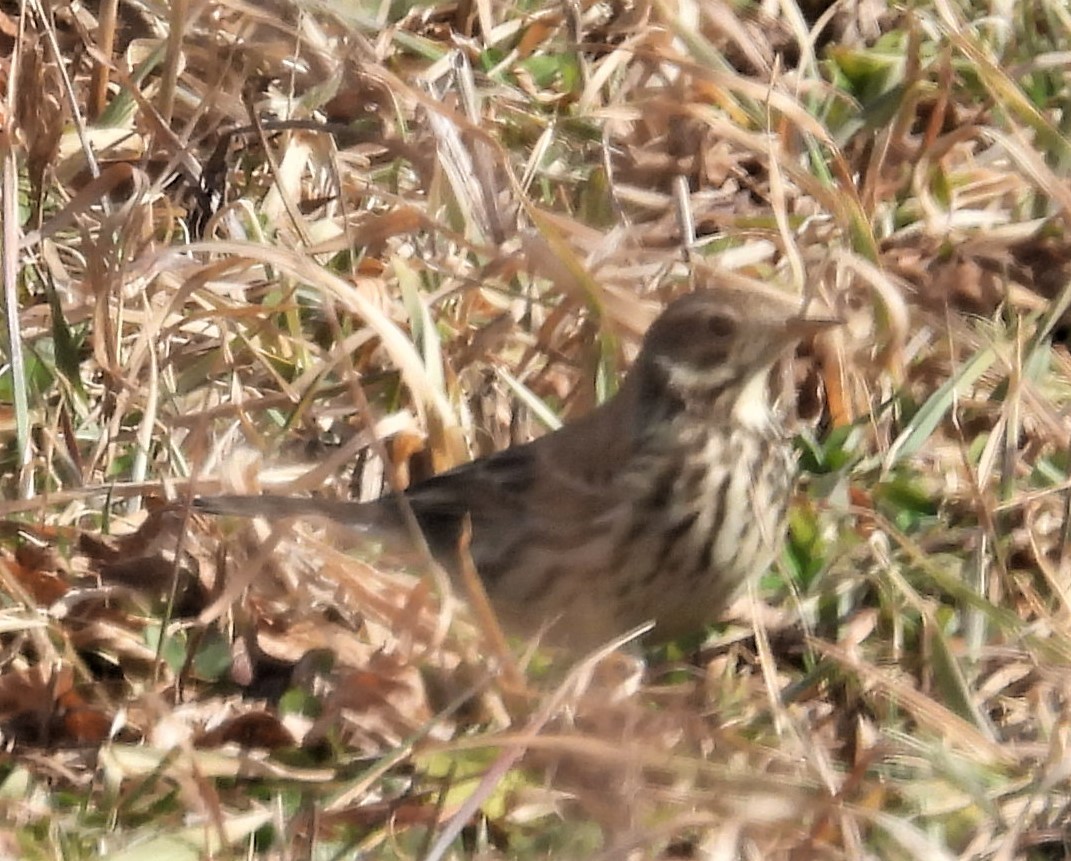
194, 493, 439, 564
193, 494, 380, 527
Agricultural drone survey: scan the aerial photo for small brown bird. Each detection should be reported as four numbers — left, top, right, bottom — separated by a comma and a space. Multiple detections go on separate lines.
196, 286, 837, 649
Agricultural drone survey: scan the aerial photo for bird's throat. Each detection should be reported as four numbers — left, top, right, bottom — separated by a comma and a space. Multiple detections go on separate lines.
729, 367, 777, 431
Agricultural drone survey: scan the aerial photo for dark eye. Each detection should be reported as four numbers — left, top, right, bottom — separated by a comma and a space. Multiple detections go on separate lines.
704, 314, 735, 337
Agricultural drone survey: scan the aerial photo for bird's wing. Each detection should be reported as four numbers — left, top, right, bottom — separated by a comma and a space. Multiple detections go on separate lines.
391, 445, 537, 559
401, 406, 635, 583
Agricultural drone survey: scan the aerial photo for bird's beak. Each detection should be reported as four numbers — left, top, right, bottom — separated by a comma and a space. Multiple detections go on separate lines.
784, 314, 841, 339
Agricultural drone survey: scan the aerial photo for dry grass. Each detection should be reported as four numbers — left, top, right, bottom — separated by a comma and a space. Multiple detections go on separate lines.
1, 0, 1070, 857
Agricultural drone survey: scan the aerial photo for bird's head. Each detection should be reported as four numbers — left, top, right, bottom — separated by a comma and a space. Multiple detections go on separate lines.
633, 285, 839, 427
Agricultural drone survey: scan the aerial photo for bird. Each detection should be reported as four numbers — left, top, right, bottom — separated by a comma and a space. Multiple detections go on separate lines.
195, 286, 838, 650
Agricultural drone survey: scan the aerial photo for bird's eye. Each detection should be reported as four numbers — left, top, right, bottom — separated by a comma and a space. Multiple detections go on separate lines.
704, 314, 735, 337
